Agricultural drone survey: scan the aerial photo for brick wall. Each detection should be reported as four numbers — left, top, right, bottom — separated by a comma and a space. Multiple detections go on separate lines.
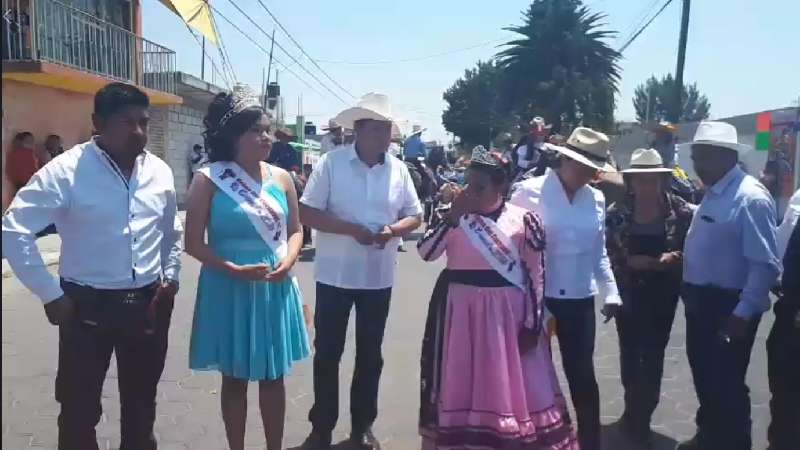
148, 105, 205, 206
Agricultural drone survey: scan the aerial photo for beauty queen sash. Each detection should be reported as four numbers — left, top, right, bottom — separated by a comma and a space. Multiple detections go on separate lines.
460, 214, 526, 291
198, 161, 289, 260
460, 213, 556, 336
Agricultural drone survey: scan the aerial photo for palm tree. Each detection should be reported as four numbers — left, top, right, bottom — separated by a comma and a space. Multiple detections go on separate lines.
497, 0, 621, 132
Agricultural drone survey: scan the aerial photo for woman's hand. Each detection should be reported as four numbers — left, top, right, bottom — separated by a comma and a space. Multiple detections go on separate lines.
265, 259, 295, 283
303, 304, 314, 334
228, 263, 271, 281
448, 187, 476, 223
518, 328, 540, 354
626, 255, 659, 271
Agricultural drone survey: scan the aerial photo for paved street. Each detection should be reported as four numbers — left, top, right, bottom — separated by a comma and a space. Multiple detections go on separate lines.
2, 234, 774, 450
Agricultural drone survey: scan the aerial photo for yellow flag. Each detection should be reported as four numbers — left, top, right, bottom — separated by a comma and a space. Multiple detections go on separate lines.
159, 0, 218, 46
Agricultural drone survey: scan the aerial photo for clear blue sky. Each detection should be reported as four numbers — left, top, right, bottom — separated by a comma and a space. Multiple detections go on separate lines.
142, 0, 800, 142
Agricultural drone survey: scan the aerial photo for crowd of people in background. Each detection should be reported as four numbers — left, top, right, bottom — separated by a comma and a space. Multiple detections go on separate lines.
2, 82, 799, 450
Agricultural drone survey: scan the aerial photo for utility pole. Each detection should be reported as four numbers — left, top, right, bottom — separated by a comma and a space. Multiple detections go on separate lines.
266, 29, 275, 86
671, 0, 691, 123
200, 37, 206, 81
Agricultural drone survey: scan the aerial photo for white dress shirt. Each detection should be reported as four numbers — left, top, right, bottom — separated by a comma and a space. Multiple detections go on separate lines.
509, 169, 621, 305
2, 139, 183, 303
300, 145, 422, 290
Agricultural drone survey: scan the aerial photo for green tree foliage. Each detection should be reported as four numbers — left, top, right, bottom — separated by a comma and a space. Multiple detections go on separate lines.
633, 74, 711, 124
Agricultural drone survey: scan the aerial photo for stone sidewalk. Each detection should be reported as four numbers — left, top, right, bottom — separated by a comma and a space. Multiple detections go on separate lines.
2, 244, 775, 449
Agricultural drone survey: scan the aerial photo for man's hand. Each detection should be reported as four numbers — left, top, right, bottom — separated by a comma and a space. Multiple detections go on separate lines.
721, 314, 751, 342
627, 255, 659, 271
374, 226, 395, 249
147, 280, 179, 333
601, 304, 621, 323
351, 225, 375, 246
44, 295, 75, 326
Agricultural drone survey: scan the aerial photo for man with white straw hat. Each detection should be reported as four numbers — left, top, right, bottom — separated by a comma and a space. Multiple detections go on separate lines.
319, 119, 344, 155
298, 92, 423, 450
402, 124, 427, 161
678, 121, 780, 450
509, 126, 620, 450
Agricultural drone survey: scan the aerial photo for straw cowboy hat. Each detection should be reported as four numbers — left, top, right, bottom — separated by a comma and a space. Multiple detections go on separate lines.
622, 148, 673, 173
691, 121, 750, 153
333, 92, 403, 136
274, 127, 295, 139
650, 120, 678, 134
550, 127, 616, 172
411, 124, 427, 135
322, 119, 342, 131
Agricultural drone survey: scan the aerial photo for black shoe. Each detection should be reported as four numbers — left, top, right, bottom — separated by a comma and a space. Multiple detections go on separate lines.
349, 429, 381, 450
676, 435, 701, 450
300, 431, 332, 450
614, 415, 652, 448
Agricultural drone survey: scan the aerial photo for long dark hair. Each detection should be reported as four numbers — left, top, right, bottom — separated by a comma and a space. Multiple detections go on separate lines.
203, 92, 266, 162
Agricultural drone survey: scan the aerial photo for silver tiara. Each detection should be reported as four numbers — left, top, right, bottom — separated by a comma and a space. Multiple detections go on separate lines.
470, 145, 496, 166
217, 83, 262, 129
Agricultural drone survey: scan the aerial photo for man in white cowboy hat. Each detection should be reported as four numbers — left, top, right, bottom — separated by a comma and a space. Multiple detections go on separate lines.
679, 121, 781, 450
298, 92, 423, 450
319, 119, 344, 155
402, 124, 427, 161
509, 127, 620, 450
512, 116, 552, 178
650, 120, 679, 168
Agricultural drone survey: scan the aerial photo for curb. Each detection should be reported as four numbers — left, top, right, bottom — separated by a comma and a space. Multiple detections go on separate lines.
2, 253, 60, 279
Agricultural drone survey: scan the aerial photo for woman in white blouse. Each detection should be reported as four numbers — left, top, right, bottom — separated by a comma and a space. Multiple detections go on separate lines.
509, 127, 621, 450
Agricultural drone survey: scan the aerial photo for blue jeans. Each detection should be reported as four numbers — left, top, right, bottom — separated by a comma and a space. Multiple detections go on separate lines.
683, 284, 760, 450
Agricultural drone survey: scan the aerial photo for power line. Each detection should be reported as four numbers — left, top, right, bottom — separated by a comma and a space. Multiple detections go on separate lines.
184, 24, 231, 88
618, 0, 675, 54
222, 0, 350, 104
253, 0, 356, 99
205, 3, 331, 102
208, 12, 237, 83
314, 38, 508, 65
618, 0, 661, 43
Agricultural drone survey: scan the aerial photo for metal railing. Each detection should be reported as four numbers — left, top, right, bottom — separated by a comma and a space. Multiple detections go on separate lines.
2, 0, 176, 94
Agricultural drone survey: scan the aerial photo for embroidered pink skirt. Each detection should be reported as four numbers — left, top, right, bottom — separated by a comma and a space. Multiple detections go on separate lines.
420, 271, 578, 450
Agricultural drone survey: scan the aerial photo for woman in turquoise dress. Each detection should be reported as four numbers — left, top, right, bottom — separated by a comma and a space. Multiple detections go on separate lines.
185, 88, 311, 450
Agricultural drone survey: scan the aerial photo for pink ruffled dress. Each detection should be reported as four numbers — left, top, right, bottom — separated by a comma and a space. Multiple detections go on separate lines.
417, 202, 578, 450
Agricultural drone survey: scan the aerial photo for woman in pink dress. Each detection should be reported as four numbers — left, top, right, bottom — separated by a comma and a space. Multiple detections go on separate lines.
417, 146, 578, 450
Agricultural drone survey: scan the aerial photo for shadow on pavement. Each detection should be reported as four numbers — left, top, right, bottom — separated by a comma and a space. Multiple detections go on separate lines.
601, 423, 679, 450
287, 440, 353, 450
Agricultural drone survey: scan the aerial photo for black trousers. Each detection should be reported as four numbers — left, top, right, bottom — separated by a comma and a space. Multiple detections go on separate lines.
615, 282, 679, 430
56, 281, 173, 450
767, 299, 800, 450
546, 297, 600, 450
309, 283, 392, 435
683, 284, 760, 450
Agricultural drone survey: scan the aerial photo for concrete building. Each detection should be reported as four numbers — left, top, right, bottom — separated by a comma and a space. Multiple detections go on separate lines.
2, 0, 181, 210
147, 72, 223, 205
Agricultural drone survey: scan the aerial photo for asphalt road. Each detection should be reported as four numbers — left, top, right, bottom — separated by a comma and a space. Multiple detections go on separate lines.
2, 235, 775, 449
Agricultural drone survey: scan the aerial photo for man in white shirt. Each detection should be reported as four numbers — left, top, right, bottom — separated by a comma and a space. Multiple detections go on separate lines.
2, 83, 183, 450
509, 127, 620, 450
298, 93, 423, 450
319, 119, 344, 154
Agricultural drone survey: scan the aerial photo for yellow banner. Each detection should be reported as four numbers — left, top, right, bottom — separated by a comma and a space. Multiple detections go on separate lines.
159, 0, 218, 45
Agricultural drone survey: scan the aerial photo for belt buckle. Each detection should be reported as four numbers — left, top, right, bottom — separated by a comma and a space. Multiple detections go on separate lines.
123, 291, 137, 304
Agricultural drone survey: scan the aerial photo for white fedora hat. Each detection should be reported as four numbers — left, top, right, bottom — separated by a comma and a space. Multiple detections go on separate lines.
691, 121, 750, 153
550, 127, 616, 172
622, 148, 673, 173
333, 92, 396, 130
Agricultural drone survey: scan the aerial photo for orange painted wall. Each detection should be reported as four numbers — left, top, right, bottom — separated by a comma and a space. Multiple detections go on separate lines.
2, 79, 94, 209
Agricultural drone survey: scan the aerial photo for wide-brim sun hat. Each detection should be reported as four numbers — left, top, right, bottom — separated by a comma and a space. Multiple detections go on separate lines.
691, 121, 751, 154
322, 119, 343, 131
549, 126, 616, 172
333, 92, 403, 137
621, 148, 673, 173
